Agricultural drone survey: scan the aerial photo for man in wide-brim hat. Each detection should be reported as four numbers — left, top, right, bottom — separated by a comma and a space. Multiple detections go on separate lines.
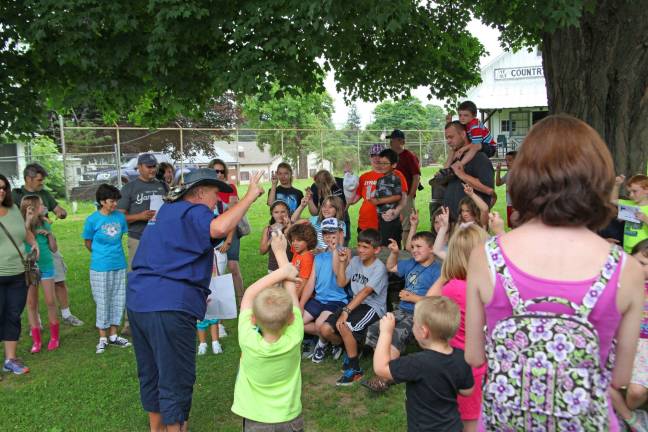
126, 168, 264, 432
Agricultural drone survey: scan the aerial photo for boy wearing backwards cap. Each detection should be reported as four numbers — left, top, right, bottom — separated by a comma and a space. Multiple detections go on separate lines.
299, 217, 350, 364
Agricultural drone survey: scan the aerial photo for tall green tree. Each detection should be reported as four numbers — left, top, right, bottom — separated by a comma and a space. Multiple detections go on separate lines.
367, 97, 445, 132
2, 1, 645, 173
241, 85, 334, 178
345, 104, 362, 131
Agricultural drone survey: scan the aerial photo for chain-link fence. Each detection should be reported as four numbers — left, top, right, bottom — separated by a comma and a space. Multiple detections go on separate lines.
1, 126, 448, 202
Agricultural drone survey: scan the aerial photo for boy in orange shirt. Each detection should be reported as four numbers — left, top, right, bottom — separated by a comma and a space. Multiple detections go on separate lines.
286, 223, 317, 296
349, 144, 408, 233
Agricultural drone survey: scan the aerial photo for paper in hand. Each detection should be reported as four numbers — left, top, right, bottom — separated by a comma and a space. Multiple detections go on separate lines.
618, 204, 642, 224
149, 195, 164, 212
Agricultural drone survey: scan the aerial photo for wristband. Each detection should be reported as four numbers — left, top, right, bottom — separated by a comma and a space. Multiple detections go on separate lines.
342, 307, 351, 314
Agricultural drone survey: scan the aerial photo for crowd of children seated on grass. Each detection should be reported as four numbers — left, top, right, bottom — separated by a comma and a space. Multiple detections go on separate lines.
4, 106, 648, 432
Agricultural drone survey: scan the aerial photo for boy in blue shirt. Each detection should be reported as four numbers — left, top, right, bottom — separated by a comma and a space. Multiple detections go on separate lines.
299, 218, 349, 363
83, 184, 130, 353
364, 231, 442, 392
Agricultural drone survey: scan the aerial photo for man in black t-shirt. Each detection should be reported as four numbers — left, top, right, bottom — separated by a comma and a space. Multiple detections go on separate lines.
442, 121, 494, 221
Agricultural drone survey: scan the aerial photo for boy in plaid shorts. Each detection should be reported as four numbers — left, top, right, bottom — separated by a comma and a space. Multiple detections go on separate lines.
83, 184, 131, 354
363, 231, 441, 392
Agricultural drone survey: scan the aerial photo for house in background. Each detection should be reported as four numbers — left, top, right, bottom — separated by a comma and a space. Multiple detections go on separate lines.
464, 48, 549, 153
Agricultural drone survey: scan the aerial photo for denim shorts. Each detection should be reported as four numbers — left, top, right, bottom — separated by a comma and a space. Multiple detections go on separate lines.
40, 268, 56, 280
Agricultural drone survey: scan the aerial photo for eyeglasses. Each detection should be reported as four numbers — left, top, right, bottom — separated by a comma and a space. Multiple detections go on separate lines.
214, 169, 225, 174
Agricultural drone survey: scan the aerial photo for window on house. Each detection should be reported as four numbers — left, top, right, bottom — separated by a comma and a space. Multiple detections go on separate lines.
240, 171, 250, 181
238, 151, 245, 158
501, 120, 516, 133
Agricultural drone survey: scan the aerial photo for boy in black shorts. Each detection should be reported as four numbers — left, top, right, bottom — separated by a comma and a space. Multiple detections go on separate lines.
321, 229, 388, 386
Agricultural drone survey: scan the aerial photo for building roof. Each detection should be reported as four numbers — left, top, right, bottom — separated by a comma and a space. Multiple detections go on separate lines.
212, 140, 279, 165
466, 48, 548, 110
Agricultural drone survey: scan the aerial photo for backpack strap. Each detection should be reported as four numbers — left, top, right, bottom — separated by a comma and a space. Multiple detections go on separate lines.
575, 244, 622, 320
485, 237, 527, 315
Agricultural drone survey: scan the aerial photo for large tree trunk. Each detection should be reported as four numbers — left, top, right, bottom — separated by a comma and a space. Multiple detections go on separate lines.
295, 134, 309, 179
542, 0, 648, 176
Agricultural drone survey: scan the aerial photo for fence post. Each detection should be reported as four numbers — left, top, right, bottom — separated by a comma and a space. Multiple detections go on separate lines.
418, 130, 423, 168
320, 129, 324, 169
356, 129, 360, 168
178, 124, 184, 184
115, 123, 123, 189
281, 129, 284, 157
58, 115, 69, 201
235, 128, 240, 184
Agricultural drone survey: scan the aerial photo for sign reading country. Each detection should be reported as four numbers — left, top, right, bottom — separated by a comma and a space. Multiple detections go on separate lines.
494, 66, 544, 81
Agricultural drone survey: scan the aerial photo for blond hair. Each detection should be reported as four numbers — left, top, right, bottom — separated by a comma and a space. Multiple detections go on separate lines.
20, 195, 46, 231
414, 296, 460, 341
442, 224, 489, 281
252, 286, 293, 333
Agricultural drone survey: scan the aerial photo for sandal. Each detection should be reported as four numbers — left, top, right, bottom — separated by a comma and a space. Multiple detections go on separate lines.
361, 376, 392, 394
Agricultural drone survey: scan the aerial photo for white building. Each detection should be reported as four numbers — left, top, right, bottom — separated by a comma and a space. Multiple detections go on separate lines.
465, 47, 549, 152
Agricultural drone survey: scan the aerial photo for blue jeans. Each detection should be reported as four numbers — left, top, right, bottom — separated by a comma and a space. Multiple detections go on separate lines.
128, 309, 196, 425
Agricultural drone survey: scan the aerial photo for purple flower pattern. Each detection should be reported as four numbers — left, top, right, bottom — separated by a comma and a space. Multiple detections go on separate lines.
482, 238, 619, 431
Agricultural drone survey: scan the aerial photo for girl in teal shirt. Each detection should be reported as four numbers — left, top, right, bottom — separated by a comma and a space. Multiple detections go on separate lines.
21, 195, 60, 353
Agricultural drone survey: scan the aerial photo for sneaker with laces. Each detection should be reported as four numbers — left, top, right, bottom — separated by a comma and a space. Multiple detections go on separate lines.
3, 358, 29, 375
301, 339, 315, 359
336, 368, 363, 386
96, 339, 108, 354
218, 325, 228, 338
62, 314, 84, 327
197, 343, 208, 355
212, 341, 223, 354
108, 336, 131, 347
331, 345, 344, 360
311, 342, 329, 364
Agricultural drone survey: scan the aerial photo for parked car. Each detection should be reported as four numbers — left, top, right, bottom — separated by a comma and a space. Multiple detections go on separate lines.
92, 153, 175, 185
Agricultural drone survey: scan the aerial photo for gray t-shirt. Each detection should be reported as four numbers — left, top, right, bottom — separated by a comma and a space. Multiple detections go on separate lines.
117, 178, 167, 239
375, 172, 402, 213
345, 256, 388, 317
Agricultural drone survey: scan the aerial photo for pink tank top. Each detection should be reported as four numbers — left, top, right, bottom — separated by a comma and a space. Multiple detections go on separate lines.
480, 237, 625, 432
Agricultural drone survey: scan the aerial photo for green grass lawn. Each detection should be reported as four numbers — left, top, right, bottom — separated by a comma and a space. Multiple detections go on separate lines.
0, 167, 507, 431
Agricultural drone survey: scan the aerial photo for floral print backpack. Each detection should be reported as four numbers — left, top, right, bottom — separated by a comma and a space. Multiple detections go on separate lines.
482, 238, 621, 431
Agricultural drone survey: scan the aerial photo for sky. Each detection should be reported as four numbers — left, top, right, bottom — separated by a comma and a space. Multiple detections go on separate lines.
325, 20, 503, 128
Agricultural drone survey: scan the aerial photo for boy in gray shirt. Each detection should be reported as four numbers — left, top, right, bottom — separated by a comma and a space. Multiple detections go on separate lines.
321, 228, 388, 386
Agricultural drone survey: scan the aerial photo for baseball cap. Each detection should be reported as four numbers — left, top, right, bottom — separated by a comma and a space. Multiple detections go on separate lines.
321, 217, 346, 233
137, 153, 158, 166
385, 129, 405, 140
369, 143, 385, 156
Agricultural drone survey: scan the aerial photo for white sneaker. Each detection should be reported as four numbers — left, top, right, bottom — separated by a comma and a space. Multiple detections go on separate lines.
212, 341, 223, 354
96, 339, 108, 354
198, 343, 208, 355
219, 325, 228, 338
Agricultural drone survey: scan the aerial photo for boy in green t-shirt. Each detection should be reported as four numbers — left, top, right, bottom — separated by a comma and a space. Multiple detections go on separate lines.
231, 231, 304, 431
613, 174, 648, 253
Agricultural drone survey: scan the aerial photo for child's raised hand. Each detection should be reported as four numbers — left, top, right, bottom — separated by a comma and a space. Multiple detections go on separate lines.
496, 162, 502, 171
437, 206, 450, 228
409, 209, 419, 226
379, 312, 396, 333
271, 171, 278, 187
489, 212, 505, 235
615, 175, 626, 186
387, 238, 399, 253
337, 247, 350, 263
270, 230, 288, 254
463, 183, 474, 196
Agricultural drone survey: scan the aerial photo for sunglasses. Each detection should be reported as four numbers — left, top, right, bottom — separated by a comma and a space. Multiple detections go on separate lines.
0, 185, 6, 191
213, 169, 225, 174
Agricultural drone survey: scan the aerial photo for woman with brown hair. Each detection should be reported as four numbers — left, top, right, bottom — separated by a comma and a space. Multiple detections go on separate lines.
0, 174, 38, 375
465, 115, 644, 431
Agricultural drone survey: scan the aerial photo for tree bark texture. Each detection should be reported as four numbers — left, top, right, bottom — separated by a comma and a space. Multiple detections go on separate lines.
542, 0, 648, 175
